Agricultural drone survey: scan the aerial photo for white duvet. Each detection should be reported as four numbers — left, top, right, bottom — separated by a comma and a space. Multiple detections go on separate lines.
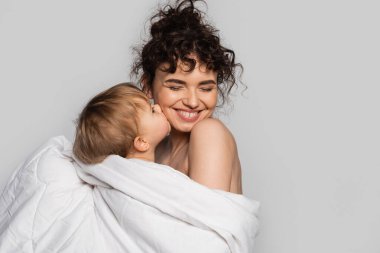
0, 136, 259, 253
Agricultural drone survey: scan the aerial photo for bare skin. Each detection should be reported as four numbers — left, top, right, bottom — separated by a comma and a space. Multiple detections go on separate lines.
150, 60, 243, 194
188, 118, 242, 194
155, 118, 242, 194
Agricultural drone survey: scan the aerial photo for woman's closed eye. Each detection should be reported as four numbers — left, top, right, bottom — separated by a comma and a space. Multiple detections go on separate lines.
167, 86, 182, 91
163, 81, 185, 91
199, 85, 216, 92
200, 87, 214, 92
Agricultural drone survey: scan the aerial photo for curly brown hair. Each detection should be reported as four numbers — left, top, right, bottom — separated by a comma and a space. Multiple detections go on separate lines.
132, 0, 243, 105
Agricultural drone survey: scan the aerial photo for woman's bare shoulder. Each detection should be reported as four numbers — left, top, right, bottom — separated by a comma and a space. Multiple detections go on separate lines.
188, 118, 239, 192
190, 118, 235, 145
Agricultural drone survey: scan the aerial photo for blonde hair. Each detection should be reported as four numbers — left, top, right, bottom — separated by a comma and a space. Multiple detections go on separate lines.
73, 83, 149, 164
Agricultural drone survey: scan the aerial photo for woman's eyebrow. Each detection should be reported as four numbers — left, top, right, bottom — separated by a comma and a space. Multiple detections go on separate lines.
164, 79, 186, 84
164, 79, 216, 85
199, 80, 216, 85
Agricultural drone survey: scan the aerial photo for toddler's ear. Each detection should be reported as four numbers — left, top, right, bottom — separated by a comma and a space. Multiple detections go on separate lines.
133, 136, 150, 152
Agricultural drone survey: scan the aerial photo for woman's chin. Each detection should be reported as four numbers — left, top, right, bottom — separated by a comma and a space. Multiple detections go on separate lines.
170, 122, 196, 133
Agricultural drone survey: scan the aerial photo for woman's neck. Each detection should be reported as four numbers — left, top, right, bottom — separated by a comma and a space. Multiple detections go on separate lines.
155, 129, 189, 164
167, 129, 190, 153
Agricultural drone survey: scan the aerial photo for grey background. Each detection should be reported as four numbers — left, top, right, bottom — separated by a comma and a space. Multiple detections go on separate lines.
1, 0, 379, 252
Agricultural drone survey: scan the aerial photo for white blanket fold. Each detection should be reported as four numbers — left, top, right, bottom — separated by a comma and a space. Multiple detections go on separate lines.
0, 136, 259, 253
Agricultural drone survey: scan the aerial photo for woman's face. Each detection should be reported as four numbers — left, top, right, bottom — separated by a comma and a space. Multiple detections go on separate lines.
149, 60, 218, 133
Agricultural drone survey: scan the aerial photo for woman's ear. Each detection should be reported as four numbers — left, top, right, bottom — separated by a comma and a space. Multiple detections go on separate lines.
133, 136, 150, 152
141, 76, 153, 99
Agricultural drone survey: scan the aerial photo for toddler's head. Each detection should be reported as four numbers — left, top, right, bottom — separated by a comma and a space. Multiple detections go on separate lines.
73, 83, 170, 164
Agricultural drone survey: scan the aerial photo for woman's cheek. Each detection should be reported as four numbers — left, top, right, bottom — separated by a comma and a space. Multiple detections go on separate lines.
156, 91, 181, 108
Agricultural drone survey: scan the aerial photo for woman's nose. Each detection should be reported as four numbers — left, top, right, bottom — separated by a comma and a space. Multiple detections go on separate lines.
182, 90, 199, 109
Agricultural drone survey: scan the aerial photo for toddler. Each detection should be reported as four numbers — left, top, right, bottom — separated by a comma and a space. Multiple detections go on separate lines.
73, 82, 171, 164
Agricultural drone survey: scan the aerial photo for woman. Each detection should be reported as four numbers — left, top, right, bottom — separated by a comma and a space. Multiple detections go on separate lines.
0, 1, 258, 252
133, 0, 243, 193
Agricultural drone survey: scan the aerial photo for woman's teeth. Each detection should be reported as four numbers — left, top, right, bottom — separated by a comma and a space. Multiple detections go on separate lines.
178, 110, 198, 119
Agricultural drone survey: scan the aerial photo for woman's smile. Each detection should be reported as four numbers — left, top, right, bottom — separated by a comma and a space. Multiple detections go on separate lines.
150, 60, 218, 133
175, 109, 201, 122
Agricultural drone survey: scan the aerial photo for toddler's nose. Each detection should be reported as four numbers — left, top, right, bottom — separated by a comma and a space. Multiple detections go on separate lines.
152, 104, 163, 113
